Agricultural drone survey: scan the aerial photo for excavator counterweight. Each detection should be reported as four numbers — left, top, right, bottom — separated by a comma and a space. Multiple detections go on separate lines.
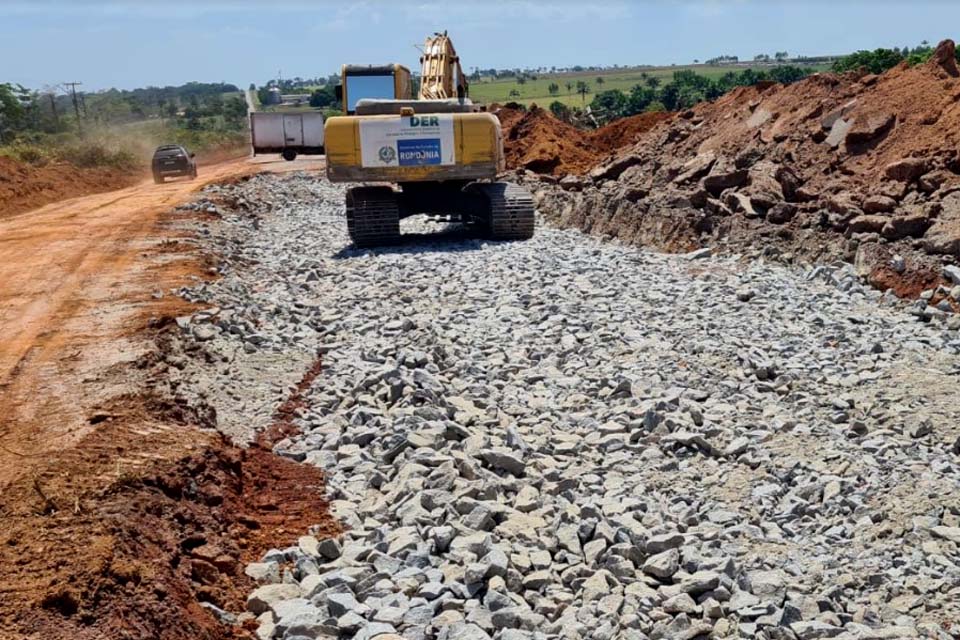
324, 32, 535, 247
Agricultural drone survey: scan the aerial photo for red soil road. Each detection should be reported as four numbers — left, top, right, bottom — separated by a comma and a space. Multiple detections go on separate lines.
0, 156, 337, 640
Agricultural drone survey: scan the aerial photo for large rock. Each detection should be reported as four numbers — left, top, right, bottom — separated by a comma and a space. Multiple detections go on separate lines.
863, 195, 897, 214
847, 215, 888, 235
480, 449, 525, 476
943, 265, 960, 285
674, 152, 717, 185
767, 203, 797, 224
791, 620, 844, 639
845, 113, 895, 145
882, 212, 932, 240
438, 622, 493, 640
922, 220, 960, 255
724, 191, 759, 217
590, 154, 644, 181
885, 158, 927, 182
645, 532, 685, 554
745, 161, 785, 210
247, 583, 302, 615
642, 548, 679, 579
927, 39, 960, 77
931, 526, 960, 543
702, 167, 748, 195
825, 118, 853, 148
680, 570, 721, 594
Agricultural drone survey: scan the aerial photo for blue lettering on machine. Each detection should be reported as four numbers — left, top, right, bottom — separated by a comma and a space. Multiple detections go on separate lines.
397, 138, 442, 166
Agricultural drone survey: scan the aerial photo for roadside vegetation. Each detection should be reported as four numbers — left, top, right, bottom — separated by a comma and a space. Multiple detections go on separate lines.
469, 59, 825, 110
572, 65, 810, 124
0, 81, 249, 171
495, 39, 951, 127
831, 40, 960, 74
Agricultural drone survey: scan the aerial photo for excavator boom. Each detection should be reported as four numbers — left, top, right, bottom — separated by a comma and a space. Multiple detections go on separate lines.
418, 31, 468, 101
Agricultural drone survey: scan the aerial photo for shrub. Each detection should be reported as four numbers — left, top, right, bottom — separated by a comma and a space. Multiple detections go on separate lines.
0, 142, 51, 166
549, 101, 571, 121
58, 140, 139, 170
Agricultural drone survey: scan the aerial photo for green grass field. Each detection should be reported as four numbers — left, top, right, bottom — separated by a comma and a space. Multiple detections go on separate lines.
469, 64, 827, 108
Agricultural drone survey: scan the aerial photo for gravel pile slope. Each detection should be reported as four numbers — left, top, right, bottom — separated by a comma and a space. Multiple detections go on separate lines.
175, 173, 960, 640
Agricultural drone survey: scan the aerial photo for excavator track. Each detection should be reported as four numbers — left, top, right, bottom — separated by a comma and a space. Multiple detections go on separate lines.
470, 182, 535, 241
345, 186, 401, 247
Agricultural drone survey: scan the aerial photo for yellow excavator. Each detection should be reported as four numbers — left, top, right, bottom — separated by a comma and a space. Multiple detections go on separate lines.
324, 32, 535, 247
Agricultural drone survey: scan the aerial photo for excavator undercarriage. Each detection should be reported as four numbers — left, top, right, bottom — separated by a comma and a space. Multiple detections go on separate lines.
345, 182, 535, 247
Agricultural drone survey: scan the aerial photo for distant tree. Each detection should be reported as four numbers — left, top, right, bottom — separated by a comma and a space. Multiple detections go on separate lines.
754, 53, 771, 62
626, 85, 657, 113
549, 100, 571, 121
565, 81, 573, 94
248, 82, 256, 90
645, 76, 661, 89
595, 76, 605, 85
309, 86, 337, 108
575, 80, 590, 104
774, 51, 789, 61
590, 89, 627, 119
548, 82, 560, 96
659, 83, 681, 111
223, 96, 248, 127
508, 89, 521, 98
768, 65, 807, 84
0, 83, 26, 143
516, 75, 527, 86
205, 93, 225, 116
832, 48, 905, 74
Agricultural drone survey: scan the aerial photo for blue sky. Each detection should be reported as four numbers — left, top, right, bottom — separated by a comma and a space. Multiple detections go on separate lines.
2, 1, 959, 91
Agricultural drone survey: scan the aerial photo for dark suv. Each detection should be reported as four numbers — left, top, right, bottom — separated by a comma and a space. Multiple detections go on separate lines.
152, 144, 197, 184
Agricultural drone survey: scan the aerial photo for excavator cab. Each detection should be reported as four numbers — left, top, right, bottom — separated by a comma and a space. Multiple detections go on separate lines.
337, 64, 413, 115
325, 32, 535, 247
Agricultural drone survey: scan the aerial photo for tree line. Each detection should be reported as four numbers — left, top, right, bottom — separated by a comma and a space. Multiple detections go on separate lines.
0, 81, 247, 144
549, 65, 809, 123
831, 41, 959, 74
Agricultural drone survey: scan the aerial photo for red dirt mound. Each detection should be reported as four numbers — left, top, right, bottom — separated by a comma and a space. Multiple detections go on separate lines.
495, 106, 674, 176
498, 106, 601, 175
590, 111, 674, 151
1, 412, 337, 640
533, 39, 960, 299
0, 155, 141, 219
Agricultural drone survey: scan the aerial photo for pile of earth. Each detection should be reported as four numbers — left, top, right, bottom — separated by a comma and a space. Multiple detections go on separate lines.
494, 105, 671, 176
0, 155, 142, 219
527, 39, 960, 300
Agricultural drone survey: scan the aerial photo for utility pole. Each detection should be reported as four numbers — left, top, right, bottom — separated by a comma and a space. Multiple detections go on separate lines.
64, 81, 82, 134
48, 93, 59, 126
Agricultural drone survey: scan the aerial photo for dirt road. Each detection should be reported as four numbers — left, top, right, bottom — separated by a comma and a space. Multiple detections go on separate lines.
0, 156, 318, 480
0, 156, 334, 640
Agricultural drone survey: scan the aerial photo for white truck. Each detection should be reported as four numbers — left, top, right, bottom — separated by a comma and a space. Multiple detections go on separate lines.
250, 112, 325, 161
